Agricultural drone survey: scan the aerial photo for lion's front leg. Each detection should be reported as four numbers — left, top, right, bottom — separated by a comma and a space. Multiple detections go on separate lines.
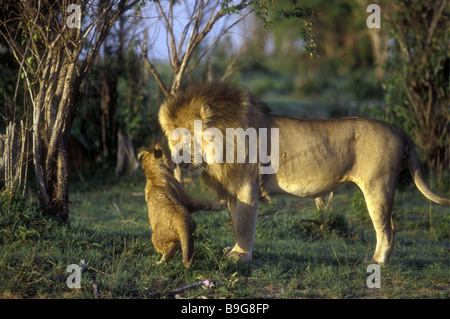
226, 185, 259, 262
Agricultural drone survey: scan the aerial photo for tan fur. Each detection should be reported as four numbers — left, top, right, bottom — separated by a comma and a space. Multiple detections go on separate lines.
138, 145, 226, 268
159, 82, 449, 264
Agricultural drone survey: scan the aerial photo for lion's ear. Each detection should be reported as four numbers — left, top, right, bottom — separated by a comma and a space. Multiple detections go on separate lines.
200, 104, 213, 123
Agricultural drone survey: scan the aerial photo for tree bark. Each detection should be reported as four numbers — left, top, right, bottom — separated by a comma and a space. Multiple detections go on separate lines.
0, 0, 140, 219
115, 129, 140, 176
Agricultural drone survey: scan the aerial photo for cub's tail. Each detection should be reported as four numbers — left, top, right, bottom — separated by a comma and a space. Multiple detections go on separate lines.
178, 222, 196, 268
405, 135, 449, 206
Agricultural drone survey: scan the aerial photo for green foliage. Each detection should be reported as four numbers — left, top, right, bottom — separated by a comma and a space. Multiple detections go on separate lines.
434, 214, 450, 242
116, 49, 160, 144
313, 210, 353, 239
73, 48, 160, 164
252, 0, 319, 57
350, 190, 369, 224
221, 0, 246, 15
379, 0, 449, 173
249, 75, 294, 96
293, 209, 355, 240
233, 0, 383, 120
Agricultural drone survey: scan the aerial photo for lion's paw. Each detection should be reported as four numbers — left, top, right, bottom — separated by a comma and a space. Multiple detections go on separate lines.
223, 247, 251, 263
223, 247, 233, 255
361, 257, 385, 265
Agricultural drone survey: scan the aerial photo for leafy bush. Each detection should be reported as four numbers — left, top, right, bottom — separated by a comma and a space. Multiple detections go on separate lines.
293, 209, 355, 239
381, 0, 449, 173
350, 190, 370, 224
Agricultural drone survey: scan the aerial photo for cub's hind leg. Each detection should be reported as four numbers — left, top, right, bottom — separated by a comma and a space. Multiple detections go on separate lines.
157, 241, 177, 264
152, 231, 177, 264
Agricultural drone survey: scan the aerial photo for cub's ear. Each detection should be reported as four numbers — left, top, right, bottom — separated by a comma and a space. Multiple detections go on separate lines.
137, 151, 148, 161
153, 146, 163, 159
154, 144, 163, 151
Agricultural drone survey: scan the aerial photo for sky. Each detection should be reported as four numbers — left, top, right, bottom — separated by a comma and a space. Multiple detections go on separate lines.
136, 1, 256, 62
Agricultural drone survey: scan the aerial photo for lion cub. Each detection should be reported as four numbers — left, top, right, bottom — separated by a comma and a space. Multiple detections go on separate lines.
138, 145, 226, 268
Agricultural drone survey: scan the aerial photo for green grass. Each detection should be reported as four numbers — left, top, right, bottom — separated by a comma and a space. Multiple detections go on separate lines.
0, 172, 449, 299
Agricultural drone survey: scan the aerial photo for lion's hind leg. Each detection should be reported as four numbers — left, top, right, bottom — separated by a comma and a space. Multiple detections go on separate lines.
358, 179, 396, 264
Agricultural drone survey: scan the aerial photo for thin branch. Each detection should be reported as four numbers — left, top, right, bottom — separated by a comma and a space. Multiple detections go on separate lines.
186, 8, 254, 79
82, 1, 116, 40
123, 0, 141, 12
155, 0, 178, 69
204, 0, 221, 30
421, 0, 446, 65
177, 1, 200, 58
147, 280, 212, 298
139, 36, 171, 98
13, 0, 41, 101
142, 0, 253, 95
220, 42, 249, 81
32, 57, 52, 205
170, 1, 225, 92
77, 1, 124, 83
171, 2, 206, 92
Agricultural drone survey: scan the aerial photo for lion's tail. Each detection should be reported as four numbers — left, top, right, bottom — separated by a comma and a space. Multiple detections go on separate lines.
405, 135, 449, 206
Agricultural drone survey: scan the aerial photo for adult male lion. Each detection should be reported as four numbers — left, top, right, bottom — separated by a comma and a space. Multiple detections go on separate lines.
159, 82, 449, 264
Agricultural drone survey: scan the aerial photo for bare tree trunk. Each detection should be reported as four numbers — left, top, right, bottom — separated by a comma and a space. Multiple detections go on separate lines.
1, 119, 29, 197
115, 129, 140, 176
357, 0, 390, 79
366, 28, 389, 79
0, 0, 141, 219
0, 132, 4, 188
100, 73, 111, 158
383, 0, 449, 173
